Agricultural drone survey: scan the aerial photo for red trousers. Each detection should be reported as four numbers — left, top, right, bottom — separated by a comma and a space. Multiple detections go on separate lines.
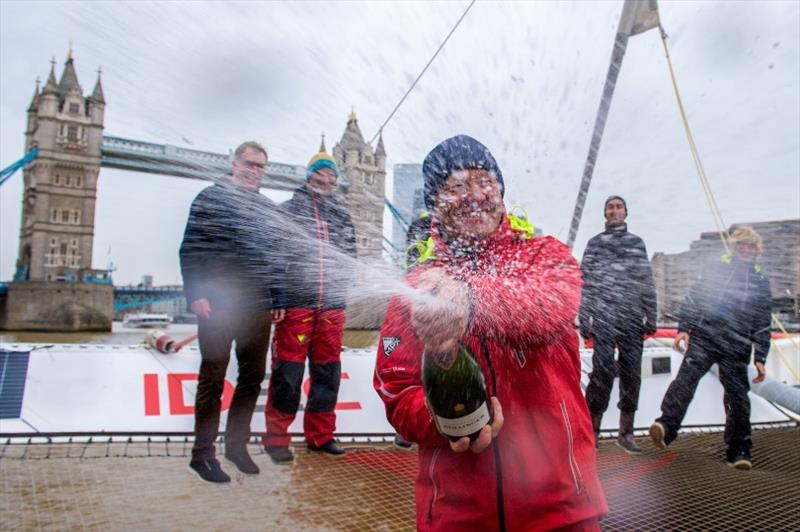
263, 308, 346, 447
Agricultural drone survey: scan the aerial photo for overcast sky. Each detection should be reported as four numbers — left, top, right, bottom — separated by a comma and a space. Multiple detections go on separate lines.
1, 0, 798, 285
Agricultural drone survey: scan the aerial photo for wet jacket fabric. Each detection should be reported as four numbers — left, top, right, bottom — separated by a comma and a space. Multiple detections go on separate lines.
374, 215, 607, 532
280, 186, 357, 309
179, 177, 285, 311
678, 255, 772, 363
579, 224, 657, 331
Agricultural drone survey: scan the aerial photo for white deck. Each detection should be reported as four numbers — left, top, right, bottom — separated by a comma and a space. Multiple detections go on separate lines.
0, 341, 794, 436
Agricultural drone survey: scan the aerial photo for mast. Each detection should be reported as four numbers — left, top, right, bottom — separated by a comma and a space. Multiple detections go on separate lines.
567, 0, 660, 248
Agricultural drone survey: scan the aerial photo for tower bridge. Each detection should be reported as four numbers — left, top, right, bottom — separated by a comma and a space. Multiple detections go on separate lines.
99, 135, 308, 190
0, 282, 184, 314
0, 52, 387, 331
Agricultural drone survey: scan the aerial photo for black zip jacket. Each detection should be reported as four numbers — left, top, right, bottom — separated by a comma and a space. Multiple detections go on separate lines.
179, 177, 286, 311
579, 223, 657, 330
280, 186, 357, 309
678, 255, 772, 363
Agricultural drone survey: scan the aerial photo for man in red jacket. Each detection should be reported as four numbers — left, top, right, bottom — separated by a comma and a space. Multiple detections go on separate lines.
374, 135, 607, 531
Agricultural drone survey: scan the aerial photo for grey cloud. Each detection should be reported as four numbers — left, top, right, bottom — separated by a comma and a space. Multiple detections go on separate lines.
1, 1, 798, 284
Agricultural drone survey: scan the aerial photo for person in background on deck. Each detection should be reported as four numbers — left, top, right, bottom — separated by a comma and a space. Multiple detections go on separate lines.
578, 195, 657, 453
374, 135, 607, 531
263, 147, 357, 464
180, 140, 286, 483
651, 226, 772, 471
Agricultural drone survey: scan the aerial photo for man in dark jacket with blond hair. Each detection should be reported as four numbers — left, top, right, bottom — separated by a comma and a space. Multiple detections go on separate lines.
651, 226, 772, 470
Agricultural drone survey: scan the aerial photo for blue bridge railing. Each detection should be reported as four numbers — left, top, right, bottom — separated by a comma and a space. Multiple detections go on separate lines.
113, 286, 185, 312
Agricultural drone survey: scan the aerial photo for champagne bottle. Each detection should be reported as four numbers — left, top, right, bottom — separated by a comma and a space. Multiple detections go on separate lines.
422, 343, 492, 441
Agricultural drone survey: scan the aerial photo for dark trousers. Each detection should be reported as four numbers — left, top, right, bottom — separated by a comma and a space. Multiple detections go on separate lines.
192, 308, 272, 461
657, 337, 752, 458
585, 323, 644, 415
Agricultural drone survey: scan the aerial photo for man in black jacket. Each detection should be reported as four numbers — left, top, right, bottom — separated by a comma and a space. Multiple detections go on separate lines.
651, 226, 771, 470
579, 196, 657, 453
179, 141, 286, 483
263, 149, 357, 463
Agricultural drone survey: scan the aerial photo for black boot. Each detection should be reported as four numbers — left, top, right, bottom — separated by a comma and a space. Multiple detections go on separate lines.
617, 411, 642, 454
591, 413, 602, 448
308, 439, 346, 456
224, 446, 260, 475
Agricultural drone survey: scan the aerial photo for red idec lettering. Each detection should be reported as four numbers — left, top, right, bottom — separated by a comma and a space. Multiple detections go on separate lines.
166, 373, 235, 415
143, 373, 160, 416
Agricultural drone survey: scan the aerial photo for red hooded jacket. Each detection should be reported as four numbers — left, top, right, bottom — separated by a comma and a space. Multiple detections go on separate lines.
374, 215, 607, 531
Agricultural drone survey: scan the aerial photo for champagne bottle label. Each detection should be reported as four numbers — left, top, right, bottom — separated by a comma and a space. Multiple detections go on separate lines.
434, 401, 490, 438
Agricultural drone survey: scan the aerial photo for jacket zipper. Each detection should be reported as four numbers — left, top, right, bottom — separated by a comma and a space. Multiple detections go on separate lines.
743, 267, 751, 315
559, 400, 584, 495
312, 196, 325, 309
427, 447, 442, 523
480, 340, 506, 532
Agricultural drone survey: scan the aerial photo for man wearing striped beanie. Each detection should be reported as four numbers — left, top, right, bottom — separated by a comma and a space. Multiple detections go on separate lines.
263, 146, 357, 463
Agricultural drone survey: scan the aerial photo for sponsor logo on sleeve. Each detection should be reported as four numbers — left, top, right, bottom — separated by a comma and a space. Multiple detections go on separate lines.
382, 337, 401, 358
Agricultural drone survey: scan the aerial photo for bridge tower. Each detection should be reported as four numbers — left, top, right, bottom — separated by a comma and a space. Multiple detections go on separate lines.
1, 51, 112, 331
332, 111, 386, 261
331, 112, 387, 328
18, 51, 105, 282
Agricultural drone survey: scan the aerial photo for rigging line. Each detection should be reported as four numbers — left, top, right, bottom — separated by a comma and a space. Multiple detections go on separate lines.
382, 235, 402, 253
660, 27, 800, 365
773, 309, 800, 351
768, 333, 800, 383
685, 120, 728, 239
659, 27, 730, 251
368, 0, 477, 145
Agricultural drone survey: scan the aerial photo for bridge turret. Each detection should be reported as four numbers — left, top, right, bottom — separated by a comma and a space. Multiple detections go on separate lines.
58, 58, 81, 89
58, 53, 86, 118
87, 70, 106, 151
332, 110, 385, 262
375, 131, 386, 169
39, 62, 60, 118
27, 79, 40, 113
88, 70, 105, 125
26, 79, 40, 140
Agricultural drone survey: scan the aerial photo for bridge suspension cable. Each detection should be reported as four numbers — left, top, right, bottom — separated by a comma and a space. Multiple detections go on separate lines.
0, 147, 38, 187
384, 197, 410, 232
382, 235, 402, 253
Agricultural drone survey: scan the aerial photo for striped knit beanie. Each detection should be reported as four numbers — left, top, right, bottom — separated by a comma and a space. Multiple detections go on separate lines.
306, 151, 339, 179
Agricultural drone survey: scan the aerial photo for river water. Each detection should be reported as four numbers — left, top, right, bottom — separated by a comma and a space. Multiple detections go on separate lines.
0, 323, 379, 348
0, 322, 200, 346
